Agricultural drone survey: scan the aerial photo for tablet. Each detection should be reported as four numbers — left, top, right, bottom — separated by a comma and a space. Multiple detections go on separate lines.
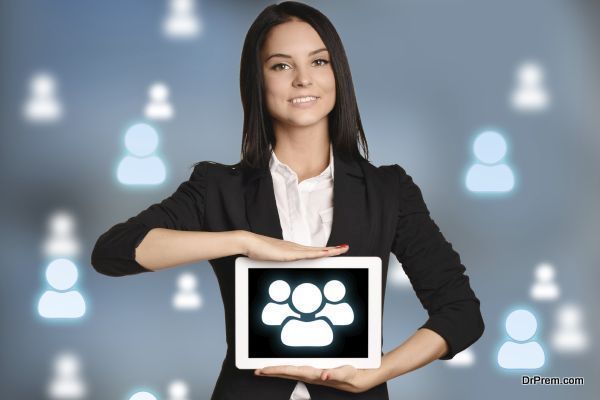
235, 256, 382, 369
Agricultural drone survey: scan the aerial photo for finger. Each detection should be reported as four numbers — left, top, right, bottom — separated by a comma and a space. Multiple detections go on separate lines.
319, 246, 350, 256
258, 365, 295, 376
259, 365, 321, 380
313, 245, 350, 254
304, 249, 345, 259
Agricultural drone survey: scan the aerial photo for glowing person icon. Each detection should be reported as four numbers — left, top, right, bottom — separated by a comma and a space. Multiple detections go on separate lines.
129, 392, 158, 400
530, 262, 560, 301
315, 280, 354, 325
42, 209, 81, 258
497, 309, 545, 369
465, 130, 515, 193
117, 123, 166, 185
551, 303, 589, 353
445, 348, 475, 368
510, 61, 550, 112
145, 82, 174, 120
47, 352, 87, 399
23, 71, 63, 123
261, 280, 300, 325
167, 379, 190, 400
172, 272, 202, 310
388, 255, 411, 288
38, 258, 86, 319
280, 283, 333, 347
163, 0, 201, 39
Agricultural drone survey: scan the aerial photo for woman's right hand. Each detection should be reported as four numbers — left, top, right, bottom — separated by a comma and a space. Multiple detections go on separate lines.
241, 231, 349, 261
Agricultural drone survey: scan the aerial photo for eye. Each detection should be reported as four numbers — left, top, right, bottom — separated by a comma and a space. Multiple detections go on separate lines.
271, 63, 290, 71
313, 58, 330, 67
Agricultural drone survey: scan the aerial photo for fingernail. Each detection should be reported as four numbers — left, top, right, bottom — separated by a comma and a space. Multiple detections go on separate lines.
255, 369, 261, 375
336, 244, 349, 248
323, 373, 329, 380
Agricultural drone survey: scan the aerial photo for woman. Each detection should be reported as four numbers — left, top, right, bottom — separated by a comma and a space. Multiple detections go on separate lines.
91, 2, 484, 399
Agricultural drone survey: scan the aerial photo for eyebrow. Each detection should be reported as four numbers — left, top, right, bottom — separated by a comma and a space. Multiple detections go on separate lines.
264, 47, 329, 63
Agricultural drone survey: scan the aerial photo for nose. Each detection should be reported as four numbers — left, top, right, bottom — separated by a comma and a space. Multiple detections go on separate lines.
292, 66, 312, 88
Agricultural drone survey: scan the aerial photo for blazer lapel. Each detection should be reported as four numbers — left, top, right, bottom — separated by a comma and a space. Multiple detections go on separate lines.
244, 165, 284, 240
243, 148, 368, 255
326, 149, 368, 255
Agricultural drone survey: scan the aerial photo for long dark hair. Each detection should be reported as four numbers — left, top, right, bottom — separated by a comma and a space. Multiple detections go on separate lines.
239, 1, 369, 169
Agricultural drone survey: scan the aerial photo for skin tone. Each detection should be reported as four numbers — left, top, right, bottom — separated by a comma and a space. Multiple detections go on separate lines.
254, 18, 449, 393
261, 17, 335, 183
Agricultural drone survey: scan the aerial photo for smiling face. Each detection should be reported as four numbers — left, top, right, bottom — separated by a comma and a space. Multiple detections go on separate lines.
260, 19, 336, 130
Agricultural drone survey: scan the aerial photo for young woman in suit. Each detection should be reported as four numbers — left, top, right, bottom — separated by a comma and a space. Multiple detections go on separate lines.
92, 2, 484, 399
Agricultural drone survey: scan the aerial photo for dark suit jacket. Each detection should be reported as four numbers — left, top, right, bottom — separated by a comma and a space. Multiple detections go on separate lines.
91, 149, 484, 400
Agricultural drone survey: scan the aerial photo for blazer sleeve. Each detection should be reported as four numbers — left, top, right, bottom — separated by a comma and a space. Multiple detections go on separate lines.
91, 162, 208, 277
390, 164, 484, 360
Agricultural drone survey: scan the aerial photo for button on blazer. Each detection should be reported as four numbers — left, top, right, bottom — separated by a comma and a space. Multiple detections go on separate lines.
91, 148, 484, 400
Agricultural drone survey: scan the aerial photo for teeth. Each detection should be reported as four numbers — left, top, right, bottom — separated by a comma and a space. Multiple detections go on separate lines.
291, 96, 317, 104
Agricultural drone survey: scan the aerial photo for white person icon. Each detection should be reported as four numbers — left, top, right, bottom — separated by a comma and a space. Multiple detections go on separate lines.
261, 279, 354, 347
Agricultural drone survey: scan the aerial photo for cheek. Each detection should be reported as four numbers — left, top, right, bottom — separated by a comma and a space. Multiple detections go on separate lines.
264, 72, 288, 96
316, 70, 336, 97
319, 70, 336, 106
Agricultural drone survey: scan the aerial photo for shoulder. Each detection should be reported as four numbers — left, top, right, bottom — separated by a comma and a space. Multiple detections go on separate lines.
359, 159, 408, 186
361, 160, 429, 214
191, 160, 242, 179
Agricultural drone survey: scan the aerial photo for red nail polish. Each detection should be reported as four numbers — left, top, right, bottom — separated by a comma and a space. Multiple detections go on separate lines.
336, 244, 349, 248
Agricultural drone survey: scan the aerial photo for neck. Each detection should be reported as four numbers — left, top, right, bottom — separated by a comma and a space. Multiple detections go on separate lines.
272, 119, 330, 182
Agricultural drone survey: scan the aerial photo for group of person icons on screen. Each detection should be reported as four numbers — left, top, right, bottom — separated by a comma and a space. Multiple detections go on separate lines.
261, 279, 354, 347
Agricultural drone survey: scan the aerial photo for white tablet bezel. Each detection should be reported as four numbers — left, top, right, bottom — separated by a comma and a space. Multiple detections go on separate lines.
235, 256, 382, 369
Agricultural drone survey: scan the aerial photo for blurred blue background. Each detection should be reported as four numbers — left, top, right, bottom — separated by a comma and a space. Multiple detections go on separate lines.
1, 0, 599, 399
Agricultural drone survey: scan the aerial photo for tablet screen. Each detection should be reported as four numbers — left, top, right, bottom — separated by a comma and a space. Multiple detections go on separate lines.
247, 267, 369, 358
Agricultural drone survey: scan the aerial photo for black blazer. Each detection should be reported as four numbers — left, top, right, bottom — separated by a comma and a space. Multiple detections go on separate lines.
91, 149, 484, 400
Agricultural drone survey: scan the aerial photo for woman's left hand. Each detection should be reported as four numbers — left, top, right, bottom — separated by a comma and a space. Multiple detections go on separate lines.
255, 364, 379, 393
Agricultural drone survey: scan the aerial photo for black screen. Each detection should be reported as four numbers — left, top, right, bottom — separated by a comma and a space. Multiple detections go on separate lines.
248, 268, 369, 358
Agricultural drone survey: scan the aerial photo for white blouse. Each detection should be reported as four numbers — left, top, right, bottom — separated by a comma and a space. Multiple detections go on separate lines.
268, 143, 334, 400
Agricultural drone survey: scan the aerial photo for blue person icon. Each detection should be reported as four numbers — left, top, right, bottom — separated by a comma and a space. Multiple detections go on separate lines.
465, 130, 515, 193
497, 309, 545, 369
117, 123, 166, 185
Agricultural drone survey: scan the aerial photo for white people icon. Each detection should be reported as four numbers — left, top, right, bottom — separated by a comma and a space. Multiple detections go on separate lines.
23, 71, 63, 123
144, 82, 174, 121
42, 210, 81, 259
465, 130, 515, 193
261, 279, 354, 347
510, 61, 550, 112
497, 309, 545, 369
530, 262, 560, 301
47, 352, 87, 399
116, 123, 166, 185
38, 258, 86, 319
163, 0, 201, 39
172, 272, 203, 310
167, 379, 191, 400
128, 392, 158, 400
550, 303, 589, 354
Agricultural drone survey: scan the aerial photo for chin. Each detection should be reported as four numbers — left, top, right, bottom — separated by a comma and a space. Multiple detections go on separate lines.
287, 114, 327, 127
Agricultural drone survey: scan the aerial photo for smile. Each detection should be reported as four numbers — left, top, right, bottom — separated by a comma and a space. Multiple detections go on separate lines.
288, 96, 319, 108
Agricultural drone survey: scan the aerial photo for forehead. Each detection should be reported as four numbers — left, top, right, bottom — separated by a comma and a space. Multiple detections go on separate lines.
261, 19, 327, 56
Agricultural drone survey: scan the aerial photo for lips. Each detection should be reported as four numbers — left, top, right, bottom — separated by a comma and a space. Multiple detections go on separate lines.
288, 95, 320, 103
